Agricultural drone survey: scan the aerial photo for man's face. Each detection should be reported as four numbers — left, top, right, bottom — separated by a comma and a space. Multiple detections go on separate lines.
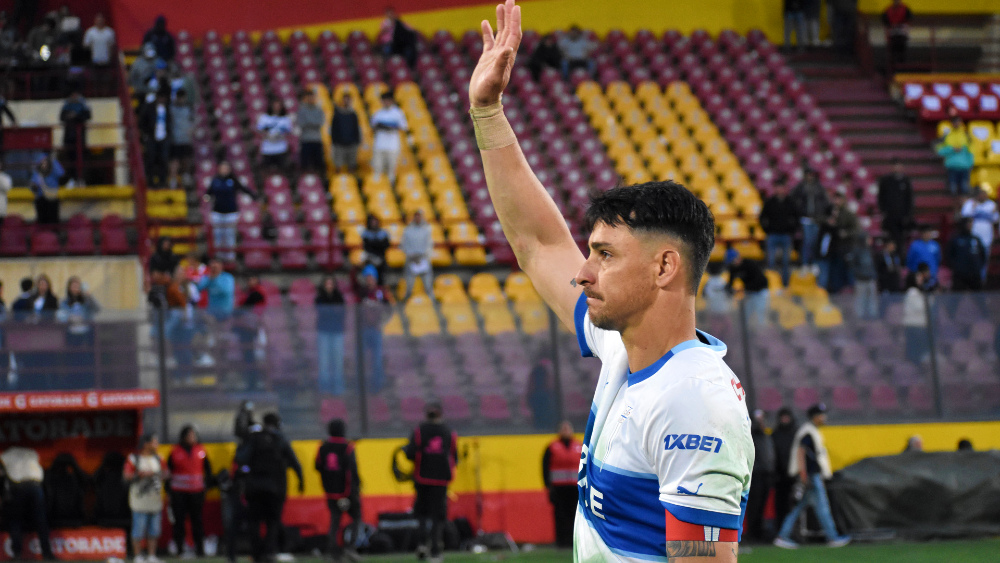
558, 421, 574, 440
382, 97, 393, 109
976, 190, 988, 202
575, 222, 663, 333
774, 186, 788, 198
923, 230, 934, 241
209, 260, 222, 276
813, 413, 827, 427
894, 162, 904, 176
778, 414, 792, 426
341, 95, 351, 108
95, 14, 105, 27
412, 211, 423, 225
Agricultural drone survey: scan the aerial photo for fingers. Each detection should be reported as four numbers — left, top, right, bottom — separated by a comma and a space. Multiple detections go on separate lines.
495, 3, 505, 43
481, 20, 495, 51
505, 4, 522, 50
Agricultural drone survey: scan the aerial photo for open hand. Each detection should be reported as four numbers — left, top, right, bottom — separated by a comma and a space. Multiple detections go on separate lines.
469, 0, 522, 108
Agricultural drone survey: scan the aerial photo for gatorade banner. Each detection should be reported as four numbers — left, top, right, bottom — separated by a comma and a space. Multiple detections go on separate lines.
0, 390, 159, 413
0, 528, 127, 561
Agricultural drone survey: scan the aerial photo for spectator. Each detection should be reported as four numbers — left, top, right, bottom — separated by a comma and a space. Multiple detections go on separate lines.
937, 116, 974, 196
26, 13, 58, 64
402, 209, 434, 300
257, 100, 292, 172
528, 34, 562, 81
205, 161, 257, 261
165, 265, 197, 381
0, 84, 18, 154
140, 91, 171, 188
125, 433, 167, 563
783, 0, 807, 49
11, 277, 34, 320
60, 90, 91, 185
771, 407, 798, 533
234, 276, 265, 390
82, 13, 114, 66
803, 0, 822, 45
792, 168, 829, 273
58, 276, 99, 387
56, 6, 82, 60
315, 419, 362, 562
960, 187, 998, 281
30, 156, 63, 224
877, 158, 914, 251
330, 93, 361, 173
370, 91, 408, 185
128, 43, 158, 96
149, 237, 180, 278
197, 258, 235, 321
296, 90, 326, 174
142, 15, 175, 62
168, 65, 198, 104
948, 218, 987, 291
728, 254, 770, 326
818, 188, 859, 294
906, 226, 941, 283
315, 276, 346, 396
541, 421, 582, 548
168, 89, 194, 189
378, 8, 417, 67
903, 435, 923, 452
829, 0, 858, 53
760, 183, 800, 286
167, 425, 212, 558
774, 403, 851, 549
849, 234, 879, 319
527, 351, 557, 430
362, 213, 390, 283
235, 413, 303, 563
0, 446, 55, 560
903, 263, 932, 364
33, 274, 58, 318
0, 159, 11, 229
882, 0, 913, 65
557, 25, 595, 79
702, 261, 732, 316
877, 239, 904, 293
358, 265, 393, 393
744, 409, 776, 543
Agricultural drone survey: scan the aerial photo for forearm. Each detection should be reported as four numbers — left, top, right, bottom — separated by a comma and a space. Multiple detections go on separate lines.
666, 541, 738, 562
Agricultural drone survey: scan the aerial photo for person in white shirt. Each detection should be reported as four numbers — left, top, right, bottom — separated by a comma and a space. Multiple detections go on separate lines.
0, 447, 55, 560
960, 187, 999, 281
125, 433, 168, 563
557, 25, 596, 78
82, 13, 115, 66
256, 100, 292, 172
468, 3, 753, 560
370, 91, 408, 184
0, 159, 12, 229
401, 209, 435, 300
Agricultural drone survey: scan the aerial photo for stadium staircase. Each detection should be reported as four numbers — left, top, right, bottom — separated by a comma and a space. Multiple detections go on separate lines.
785, 52, 952, 227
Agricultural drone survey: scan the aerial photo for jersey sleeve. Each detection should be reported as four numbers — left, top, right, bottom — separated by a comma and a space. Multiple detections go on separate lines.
573, 292, 609, 360
643, 374, 753, 540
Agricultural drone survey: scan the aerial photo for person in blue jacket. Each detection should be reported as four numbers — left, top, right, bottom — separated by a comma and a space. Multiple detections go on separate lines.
205, 161, 258, 261
906, 226, 941, 282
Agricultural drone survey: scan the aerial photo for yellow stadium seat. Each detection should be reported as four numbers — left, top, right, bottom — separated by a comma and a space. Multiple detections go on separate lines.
710, 245, 726, 262
936, 120, 953, 139
398, 278, 428, 301
764, 270, 784, 292
733, 241, 764, 262
436, 204, 470, 224
431, 246, 452, 267
447, 222, 480, 245
454, 246, 488, 266
480, 302, 516, 335
973, 166, 1000, 189
787, 270, 819, 296
515, 300, 549, 334
986, 140, 1000, 165
576, 81, 603, 101
386, 247, 406, 268
718, 219, 750, 240
709, 200, 737, 220
504, 272, 541, 303
813, 304, 843, 328
383, 312, 404, 336
408, 310, 442, 337
776, 303, 806, 330
468, 273, 503, 302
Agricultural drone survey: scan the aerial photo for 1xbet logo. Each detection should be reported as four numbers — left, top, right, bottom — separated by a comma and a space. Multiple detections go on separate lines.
664, 434, 724, 453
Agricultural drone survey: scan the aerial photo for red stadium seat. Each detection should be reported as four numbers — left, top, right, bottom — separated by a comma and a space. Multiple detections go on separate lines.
99, 228, 131, 255
30, 231, 60, 256
65, 228, 96, 255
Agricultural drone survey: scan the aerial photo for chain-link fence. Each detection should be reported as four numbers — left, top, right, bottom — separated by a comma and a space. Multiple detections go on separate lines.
3, 290, 998, 442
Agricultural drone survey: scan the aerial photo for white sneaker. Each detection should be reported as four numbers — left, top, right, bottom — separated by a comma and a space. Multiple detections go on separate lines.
773, 537, 799, 549
181, 551, 196, 560
828, 536, 852, 548
276, 554, 296, 562
134, 556, 146, 563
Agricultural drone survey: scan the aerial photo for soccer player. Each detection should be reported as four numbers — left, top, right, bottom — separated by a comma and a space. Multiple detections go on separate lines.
468, 2, 754, 561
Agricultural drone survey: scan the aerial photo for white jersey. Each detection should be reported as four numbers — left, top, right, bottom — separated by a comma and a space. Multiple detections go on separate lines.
961, 198, 998, 250
572, 294, 754, 563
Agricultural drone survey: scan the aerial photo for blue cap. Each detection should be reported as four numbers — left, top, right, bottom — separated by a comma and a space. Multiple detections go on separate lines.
361, 264, 378, 282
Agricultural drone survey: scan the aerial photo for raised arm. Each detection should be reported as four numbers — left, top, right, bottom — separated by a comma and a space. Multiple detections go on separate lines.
470, 0, 584, 331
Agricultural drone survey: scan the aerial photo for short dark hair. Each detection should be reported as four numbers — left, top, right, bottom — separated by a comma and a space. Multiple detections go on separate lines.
327, 419, 345, 437
20, 277, 33, 292
139, 432, 157, 447
381, 91, 394, 101
584, 181, 715, 293
425, 401, 443, 420
262, 412, 281, 428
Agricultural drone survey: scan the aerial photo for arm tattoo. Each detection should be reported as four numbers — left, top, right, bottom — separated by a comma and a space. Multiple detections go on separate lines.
665, 541, 717, 558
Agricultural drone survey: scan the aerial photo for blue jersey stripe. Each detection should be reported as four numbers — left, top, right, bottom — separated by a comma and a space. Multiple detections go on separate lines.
574, 292, 593, 357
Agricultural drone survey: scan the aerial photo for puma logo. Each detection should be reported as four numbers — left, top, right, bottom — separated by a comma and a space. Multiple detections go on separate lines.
677, 483, 703, 496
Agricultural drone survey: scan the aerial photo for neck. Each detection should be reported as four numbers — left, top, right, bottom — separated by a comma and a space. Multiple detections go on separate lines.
620, 293, 698, 374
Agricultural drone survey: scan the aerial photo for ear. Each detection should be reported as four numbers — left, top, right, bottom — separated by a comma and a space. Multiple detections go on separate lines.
654, 245, 682, 290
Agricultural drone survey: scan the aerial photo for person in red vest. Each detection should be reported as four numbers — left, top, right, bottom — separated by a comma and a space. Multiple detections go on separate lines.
882, 0, 913, 65
315, 419, 361, 563
167, 425, 213, 557
541, 420, 582, 548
